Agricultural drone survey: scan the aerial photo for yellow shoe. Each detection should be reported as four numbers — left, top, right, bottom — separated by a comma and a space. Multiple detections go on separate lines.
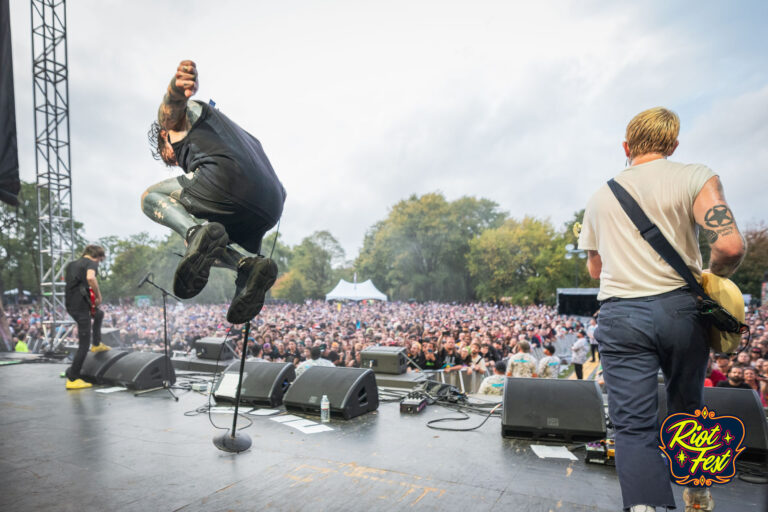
91, 343, 111, 353
66, 379, 93, 390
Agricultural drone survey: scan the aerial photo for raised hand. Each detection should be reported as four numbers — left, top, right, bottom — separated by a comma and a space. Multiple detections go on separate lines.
173, 60, 198, 99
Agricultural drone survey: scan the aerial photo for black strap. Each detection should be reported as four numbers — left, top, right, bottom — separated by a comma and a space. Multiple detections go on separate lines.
606, 179, 709, 299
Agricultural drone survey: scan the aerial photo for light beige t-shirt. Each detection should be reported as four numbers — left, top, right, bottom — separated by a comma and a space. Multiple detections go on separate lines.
578, 159, 715, 300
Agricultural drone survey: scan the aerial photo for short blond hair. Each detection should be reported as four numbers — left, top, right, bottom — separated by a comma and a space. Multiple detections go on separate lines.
625, 107, 680, 158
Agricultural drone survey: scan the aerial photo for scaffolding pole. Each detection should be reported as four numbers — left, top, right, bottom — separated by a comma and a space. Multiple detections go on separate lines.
31, 0, 75, 353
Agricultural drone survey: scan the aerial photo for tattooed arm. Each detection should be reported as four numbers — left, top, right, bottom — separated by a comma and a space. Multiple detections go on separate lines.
693, 176, 746, 277
157, 60, 200, 134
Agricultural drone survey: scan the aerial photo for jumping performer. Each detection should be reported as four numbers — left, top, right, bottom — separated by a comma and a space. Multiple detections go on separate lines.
142, 60, 285, 324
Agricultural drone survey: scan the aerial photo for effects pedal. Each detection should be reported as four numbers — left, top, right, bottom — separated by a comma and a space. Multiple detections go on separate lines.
400, 391, 428, 414
585, 439, 615, 466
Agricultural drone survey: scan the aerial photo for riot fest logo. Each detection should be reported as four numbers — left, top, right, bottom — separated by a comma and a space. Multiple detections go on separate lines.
659, 407, 746, 486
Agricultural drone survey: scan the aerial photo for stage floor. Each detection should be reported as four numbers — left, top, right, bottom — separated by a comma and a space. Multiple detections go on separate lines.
0, 363, 765, 512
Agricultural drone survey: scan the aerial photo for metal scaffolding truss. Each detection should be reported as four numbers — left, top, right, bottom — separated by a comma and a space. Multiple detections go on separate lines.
31, 0, 75, 351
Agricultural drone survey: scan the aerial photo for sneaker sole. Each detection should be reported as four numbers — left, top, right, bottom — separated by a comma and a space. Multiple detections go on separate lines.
174, 223, 229, 299
227, 259, 278, 323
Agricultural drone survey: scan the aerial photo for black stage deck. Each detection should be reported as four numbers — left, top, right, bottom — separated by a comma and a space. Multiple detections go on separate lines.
0, 363, 765, 512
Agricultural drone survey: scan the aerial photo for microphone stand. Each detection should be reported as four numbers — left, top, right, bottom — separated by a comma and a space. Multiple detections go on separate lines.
134, 274, 179, 401
213, 319, 252, 453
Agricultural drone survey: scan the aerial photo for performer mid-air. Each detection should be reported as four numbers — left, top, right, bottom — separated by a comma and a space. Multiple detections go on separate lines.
141, 60, 285, 324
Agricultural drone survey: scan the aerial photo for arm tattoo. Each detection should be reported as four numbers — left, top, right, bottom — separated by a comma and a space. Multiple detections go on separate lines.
703, 204, 736, 238
157, 79, 189, 131
699, 225, 718, 244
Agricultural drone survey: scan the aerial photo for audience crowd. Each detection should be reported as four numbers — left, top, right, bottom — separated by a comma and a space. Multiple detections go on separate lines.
3, 300, 768, 404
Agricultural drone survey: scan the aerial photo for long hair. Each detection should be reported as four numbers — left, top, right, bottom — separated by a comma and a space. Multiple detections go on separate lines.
147, 121, 174, 167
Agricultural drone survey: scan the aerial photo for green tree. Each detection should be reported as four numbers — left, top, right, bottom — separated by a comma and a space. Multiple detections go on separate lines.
290, 231, 345, 299
0, 181, 86, 301
0, 182, 40, 299
356, 192, 505, 301
467, 216, 566, 304
271, 269, 306, 302
261, 231, 293, 275
731, 223, 768, 301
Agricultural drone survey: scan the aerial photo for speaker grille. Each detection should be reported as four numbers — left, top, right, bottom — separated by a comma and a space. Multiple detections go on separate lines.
501, 378, 606, 442
283, 366, 379, 419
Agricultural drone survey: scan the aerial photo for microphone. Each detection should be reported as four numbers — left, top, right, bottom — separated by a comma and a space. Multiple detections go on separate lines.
137, 272, 153, 288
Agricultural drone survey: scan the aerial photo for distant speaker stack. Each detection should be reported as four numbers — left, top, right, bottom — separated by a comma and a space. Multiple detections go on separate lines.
657, 385, 768, 462
360, 346, 407, 374
502, 378, 606, 442
102, 351, 176, 390
101, 328, 121, 347
283, 366, 379, 420
80, 350, 129, 384
213, 361, 296, 407
195, 337, 236, 361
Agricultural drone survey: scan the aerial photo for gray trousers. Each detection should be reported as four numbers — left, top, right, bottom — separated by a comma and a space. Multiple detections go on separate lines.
596, 288, 709, 511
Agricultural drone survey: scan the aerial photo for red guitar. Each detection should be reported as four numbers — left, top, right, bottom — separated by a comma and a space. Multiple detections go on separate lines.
88, 287, 97, 316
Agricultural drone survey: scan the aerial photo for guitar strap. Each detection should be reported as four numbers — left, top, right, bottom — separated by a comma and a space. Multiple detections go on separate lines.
606, 179, 748, 340
606, 179, 709, 299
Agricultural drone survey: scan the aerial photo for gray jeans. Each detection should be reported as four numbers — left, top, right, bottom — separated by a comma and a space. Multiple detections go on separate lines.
596, 288, 709, 511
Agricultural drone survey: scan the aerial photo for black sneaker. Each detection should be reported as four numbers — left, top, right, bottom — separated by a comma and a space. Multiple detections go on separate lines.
173, 223, 229, 299
226, 257, 278, 324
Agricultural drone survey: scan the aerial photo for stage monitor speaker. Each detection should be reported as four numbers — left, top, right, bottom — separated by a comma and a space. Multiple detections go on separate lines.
283, 366, 379, 420
195, 337, 236, 361
657, 384, 768, 462
213, 361, 296, 407
102, 351, 176, 390
502, 378, 606, 442
360, 346, 407, 374
80, 350, 129, 384
101, 328, 121, 347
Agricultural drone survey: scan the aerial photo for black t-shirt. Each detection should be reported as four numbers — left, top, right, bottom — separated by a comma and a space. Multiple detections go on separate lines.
172, 101, 286, 222
440, 349, 461, 368
65, 257, 98, 313
408, 353, 426, 370
422, 351, 443, 371
715, 381, 752, 390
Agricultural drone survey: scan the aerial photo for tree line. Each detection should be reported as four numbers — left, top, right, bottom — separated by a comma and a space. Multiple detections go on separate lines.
2, 181, 767, 306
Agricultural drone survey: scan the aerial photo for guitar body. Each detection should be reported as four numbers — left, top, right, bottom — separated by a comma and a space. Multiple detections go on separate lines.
88, 287, 97, 317
700, 271, 745, 353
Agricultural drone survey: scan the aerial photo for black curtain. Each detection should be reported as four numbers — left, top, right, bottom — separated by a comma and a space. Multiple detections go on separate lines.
0, 0, 20, 207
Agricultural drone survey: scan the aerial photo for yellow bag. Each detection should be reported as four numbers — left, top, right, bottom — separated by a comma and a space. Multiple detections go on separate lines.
700, 271, 747, 354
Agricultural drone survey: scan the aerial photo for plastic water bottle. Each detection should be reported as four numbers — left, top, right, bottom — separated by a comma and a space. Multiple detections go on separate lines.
320, 395, 330, 423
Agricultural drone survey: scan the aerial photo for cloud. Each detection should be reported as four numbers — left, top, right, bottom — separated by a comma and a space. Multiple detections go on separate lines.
8, 0, 767, 260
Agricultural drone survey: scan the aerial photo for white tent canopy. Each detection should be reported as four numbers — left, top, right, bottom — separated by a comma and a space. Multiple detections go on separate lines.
325, 279, 387, 302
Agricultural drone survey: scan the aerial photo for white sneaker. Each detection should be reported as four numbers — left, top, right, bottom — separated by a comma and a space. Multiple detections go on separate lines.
683, 487, 714, 511
630, 506, 656, 512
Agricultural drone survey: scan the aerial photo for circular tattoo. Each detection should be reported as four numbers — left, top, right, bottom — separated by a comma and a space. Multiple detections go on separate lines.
704, 205, 734, 228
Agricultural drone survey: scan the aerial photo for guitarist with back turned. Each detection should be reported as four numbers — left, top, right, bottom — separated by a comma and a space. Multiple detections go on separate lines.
578, 107, 746, 512
64, 244, 109, 390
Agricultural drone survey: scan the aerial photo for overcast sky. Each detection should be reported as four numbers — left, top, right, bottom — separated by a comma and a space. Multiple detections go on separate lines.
8, 0, 768, 260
